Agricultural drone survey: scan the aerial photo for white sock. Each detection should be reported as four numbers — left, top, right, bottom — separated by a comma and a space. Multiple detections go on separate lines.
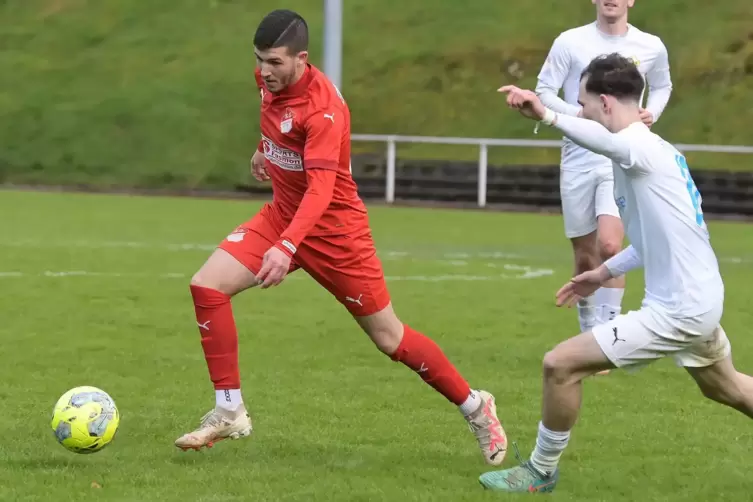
594, 287, 624, 323
459, 389, 483, 416
577, 295, 597, 332
215, 389, 243, 412
530, 421, 570, 476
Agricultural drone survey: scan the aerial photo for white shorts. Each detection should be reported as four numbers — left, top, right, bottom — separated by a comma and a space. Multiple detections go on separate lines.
560, 167, 621, 239
592, 302, 730, 370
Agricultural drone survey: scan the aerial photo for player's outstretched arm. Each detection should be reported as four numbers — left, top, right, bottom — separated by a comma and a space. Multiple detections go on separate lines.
535, 36, 582, 116
549, 114, 632, 166
499, 85, 631, 165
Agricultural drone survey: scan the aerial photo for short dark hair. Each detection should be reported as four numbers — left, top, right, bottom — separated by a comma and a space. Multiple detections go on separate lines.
254, 10, 308, 54
580, 53, 644, 102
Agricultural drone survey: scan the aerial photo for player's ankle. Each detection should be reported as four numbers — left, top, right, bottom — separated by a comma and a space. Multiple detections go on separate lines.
530, 421, 570, 476
215, 389, 244, 412
459, 389, 483, 416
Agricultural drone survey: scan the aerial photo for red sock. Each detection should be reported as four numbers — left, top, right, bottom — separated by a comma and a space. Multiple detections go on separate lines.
190, 285, 240, 390
390, 324, 471, 405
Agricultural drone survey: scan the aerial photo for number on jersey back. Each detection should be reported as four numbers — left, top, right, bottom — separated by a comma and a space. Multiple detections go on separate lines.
675, 154, 704, 226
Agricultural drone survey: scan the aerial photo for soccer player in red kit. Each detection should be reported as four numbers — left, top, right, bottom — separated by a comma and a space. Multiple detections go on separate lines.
175, 9, 507, 466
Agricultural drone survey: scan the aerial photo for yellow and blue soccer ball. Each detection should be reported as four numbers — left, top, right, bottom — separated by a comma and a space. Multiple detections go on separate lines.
50, 386, 120, 454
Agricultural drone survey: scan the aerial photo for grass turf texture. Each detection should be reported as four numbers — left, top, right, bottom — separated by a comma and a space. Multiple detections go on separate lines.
1, 0, 752, 191
1, 189, 752, 501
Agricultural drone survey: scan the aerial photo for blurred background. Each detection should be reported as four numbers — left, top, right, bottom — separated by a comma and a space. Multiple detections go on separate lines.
2, 0, 752, 214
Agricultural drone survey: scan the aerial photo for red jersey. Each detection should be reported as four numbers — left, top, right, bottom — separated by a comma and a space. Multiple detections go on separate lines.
255, 65, 368, 254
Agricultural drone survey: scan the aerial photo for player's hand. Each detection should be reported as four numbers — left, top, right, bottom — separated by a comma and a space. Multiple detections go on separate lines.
555, 266, 612, 308
251, 150, 270, 182
497, 85, 547, 121
639, 108, 654, 127
256, 246, 290, 288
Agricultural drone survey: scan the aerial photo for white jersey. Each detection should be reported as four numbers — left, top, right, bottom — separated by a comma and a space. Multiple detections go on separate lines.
612, 123, 723, 316
537, 22, 672, 172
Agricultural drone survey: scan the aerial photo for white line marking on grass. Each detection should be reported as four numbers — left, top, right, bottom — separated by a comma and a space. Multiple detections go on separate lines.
2, 239, 750, 265
0, 268, 554, 281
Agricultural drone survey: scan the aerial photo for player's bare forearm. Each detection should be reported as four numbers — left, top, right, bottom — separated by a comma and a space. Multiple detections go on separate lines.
276, 168, 337, 255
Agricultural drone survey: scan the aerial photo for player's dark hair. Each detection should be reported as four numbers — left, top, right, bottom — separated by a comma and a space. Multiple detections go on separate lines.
580, 53, 644, 102
254, 10, 309, 54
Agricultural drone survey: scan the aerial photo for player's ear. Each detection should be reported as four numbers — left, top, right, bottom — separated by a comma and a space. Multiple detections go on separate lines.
627, 0, 635, 7
600, 94, 611, 113
296, 51, 309, 65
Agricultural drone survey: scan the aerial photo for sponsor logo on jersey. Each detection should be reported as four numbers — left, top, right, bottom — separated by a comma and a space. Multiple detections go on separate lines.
280, 107, 295, 134
261, 135, 303, 171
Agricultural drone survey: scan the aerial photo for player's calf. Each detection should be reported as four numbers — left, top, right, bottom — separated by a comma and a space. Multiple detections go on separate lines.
570, 234, 602, 332
354, 304, 508, 465
188, 248, 258, 436
595, 215, 626, 326
687, 354, 753, 419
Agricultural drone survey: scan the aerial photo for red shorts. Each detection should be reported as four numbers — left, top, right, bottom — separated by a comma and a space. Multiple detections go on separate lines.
218, 205, 391, 317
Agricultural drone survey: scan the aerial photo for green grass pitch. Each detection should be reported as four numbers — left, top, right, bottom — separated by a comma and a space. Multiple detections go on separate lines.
1, 190, 752, 501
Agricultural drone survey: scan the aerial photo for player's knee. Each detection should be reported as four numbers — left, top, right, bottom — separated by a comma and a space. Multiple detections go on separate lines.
361, 319, 402, 355
356, 305, 404, 355
190, 270, 214, 289
542, 349, 576, 385
190, 270, 235, 296
368, 326, 402, 355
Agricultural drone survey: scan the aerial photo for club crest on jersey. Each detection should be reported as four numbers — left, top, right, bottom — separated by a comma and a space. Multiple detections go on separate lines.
280, 108, 295, 134
226, 227, 249, 243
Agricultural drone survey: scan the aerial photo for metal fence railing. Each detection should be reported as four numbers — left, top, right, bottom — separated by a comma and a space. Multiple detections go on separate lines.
351, 134, 753, 208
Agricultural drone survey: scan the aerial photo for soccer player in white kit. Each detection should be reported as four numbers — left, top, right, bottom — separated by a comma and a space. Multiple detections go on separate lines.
536, 0, 673, 335
482, 54, 753, 493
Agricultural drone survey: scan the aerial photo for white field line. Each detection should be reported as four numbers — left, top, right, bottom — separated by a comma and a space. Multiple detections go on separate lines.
0, 240, 557, 281
1, 238, 749, 264
0, 268, 552, 282
1, 239, 750, 270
